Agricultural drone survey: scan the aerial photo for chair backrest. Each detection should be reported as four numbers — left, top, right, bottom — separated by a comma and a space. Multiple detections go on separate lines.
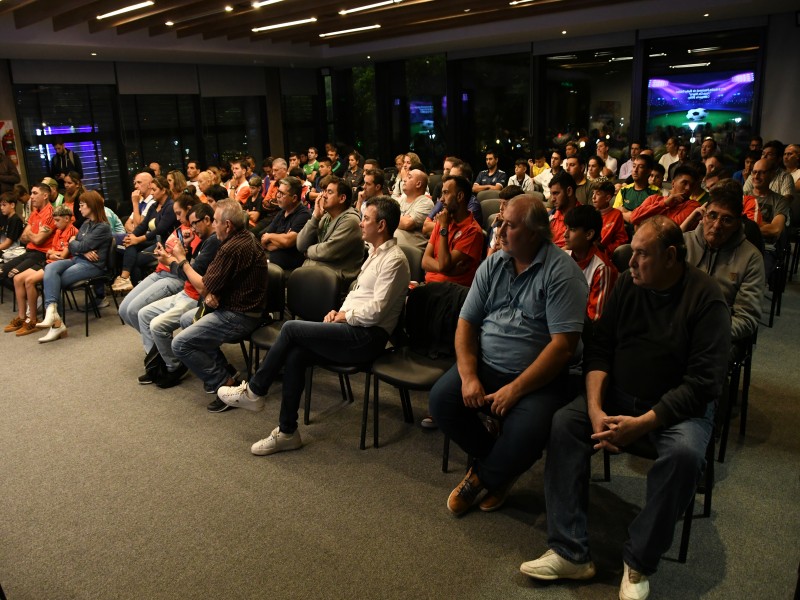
398, 243, 424, 283
741, 217, 765, 255
477, 189, 500, 203
286, 265, 339, 322
428, 173, 443, 201
530, 191, 546, 204
480, 199, 501, 230
103, 235, 117, 279
404, 281, 470, 358
612, 244, 632, 273
266, 261, 286, 319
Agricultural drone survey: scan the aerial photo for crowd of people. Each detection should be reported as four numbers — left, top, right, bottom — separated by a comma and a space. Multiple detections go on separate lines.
1, 133, 797, 600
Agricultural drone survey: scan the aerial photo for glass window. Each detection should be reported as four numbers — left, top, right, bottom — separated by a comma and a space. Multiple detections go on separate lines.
456, 53, 531, 173
351, 65, 378, 159
543, 48, 633, 170
201, 97, 264, 169
404, 55, 446, 171
15, 84, 123, 207
643, 29, 761, 165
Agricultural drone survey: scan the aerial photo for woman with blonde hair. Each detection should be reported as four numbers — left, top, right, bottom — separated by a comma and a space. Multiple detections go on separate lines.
167, 170, 188, 199
36, 191, 112, 342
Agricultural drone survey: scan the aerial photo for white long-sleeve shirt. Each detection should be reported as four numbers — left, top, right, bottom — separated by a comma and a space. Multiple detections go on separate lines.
340, 238, 410, 334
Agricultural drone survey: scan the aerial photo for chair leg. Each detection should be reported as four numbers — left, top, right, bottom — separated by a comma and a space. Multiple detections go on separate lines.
343, 374, 355, 404
303, 366, 313, 425
718, 362, 741, 463
400, 388, 414, 424
704, 436, 714, 518
337, 373, 348, 403
442, 434, 450, 473
373, 375, 380, 449
678, 496, 694, 563
360, 372, 371, 450
740, 352, 752, 437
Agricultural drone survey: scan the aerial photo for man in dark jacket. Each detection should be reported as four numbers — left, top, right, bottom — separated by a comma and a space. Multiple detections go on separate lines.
522, 216, 730, 600
50, 140, 83, 190
0, 151, 20, 194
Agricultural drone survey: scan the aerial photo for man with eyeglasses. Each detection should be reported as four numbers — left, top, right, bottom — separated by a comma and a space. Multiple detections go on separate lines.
742, 140, 794, 199
136, 203, 221, 388
749, 158, 791, 277
682, 178, 764, 344
259, 176, 311, 271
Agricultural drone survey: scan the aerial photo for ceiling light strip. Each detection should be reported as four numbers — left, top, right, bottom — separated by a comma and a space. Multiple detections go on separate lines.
97, 1, 154, 20
319, 24, 381, 38
252, 17, 318, 32
339, 0, 401, 16
252, 0, 284, 7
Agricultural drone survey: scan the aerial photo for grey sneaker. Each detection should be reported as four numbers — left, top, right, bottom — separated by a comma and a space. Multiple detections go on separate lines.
520, 549, 596, 581
218, 381, 266, 412
250, 427, 302, 456
619, 562, 649, 600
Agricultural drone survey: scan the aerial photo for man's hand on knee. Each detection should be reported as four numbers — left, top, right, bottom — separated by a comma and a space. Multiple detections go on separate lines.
461, 375, 487, 408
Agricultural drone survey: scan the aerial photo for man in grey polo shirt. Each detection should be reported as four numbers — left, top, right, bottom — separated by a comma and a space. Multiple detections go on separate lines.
429, 194, 588, 516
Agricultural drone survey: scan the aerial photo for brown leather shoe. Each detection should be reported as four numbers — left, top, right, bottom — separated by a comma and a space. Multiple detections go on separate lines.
15, 320, 39, 336
479, 476, 519, 512
4, 316, 25, 333
447, 467, 484, 516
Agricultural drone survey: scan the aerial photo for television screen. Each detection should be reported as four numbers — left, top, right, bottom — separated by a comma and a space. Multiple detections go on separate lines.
646, 71, 755, 132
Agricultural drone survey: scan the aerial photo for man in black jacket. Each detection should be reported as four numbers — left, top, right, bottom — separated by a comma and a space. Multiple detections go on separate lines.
521, 216, 730, 600
50, 139, 83, 190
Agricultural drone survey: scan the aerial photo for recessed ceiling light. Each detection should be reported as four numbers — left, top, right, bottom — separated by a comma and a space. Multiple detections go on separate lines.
252, 17, 317, 32
96, 1, 154, 20
91, 52, 97, 56
165, 21, 174, 26
367, 55, 371, 59
561, 30, 567, 34
339, 0, 401, 16
703, 13, 709, 17
225, 5, 234, 11
319, 24, 381, 38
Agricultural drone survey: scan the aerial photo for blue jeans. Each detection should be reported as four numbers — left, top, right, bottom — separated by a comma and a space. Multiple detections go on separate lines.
544, 391, 714, 575
118, 271, 183, 331
138, 290, 196, 369
248, 320, 388, 434
43, 258, 106, 313
429, 363, 569, 490
172, 309, 263, 391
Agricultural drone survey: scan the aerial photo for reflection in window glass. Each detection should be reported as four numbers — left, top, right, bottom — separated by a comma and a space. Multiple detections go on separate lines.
405, 55, 446, 170
202, 97, 264, 168
644, 29, 760, 167
454, 53, 530, 173
352, 66, 378, 159
544, 48, 633, 170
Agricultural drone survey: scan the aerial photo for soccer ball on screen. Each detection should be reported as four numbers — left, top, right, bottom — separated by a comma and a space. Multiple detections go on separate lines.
686, 108, 708, 122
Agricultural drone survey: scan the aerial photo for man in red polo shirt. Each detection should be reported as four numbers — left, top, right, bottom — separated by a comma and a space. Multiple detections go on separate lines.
422, 175, 484, 287
0, 183, 56, 286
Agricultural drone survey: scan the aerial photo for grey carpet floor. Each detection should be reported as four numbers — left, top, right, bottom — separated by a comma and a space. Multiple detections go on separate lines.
1, 282, 798, 600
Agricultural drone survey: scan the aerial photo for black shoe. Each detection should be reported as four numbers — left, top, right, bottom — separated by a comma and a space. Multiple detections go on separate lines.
138, 371, 158, 385
156, 364, 189, 389
207, 397, 236, 413
138, 360, 164, 385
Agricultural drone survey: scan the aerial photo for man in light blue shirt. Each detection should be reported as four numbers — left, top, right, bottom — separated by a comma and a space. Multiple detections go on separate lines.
430, 194, 588, 516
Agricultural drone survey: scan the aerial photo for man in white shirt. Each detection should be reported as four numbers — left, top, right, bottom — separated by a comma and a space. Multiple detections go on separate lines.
395, 168, 434, 250
218, 196, 410, 455
534, 150, 564, 202
618, 141, 642, 182
122, 172, 154, 241
658, 137, 680, 177
596, 140, 617, 178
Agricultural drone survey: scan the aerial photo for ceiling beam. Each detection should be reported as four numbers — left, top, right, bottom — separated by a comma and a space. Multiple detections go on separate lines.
88, 0, 200, 33
12, 0, 76, 28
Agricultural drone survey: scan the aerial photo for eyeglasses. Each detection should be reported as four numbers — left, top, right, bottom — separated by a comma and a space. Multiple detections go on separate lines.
189, 219, 201, 228
704, 211, 738, 226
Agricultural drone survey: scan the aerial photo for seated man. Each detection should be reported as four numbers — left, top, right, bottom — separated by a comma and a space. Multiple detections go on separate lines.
487, 185, 523, 257
0, 192, 24, 255
0, 183, 55, 288
296, 176, 364, 288
748, 158, 790, 277
122, 172, 155, 243
423, 161, 481, 236
548, 171, 579, 249
630, 165, 700, 229
395, 168, 434, 251
171, 200, 269, 403
507, 159, 535, 193
217, 196, 410, 454
613, 155, 659, 223
522, 216, 730, 600
564, 205, 617, 322
534, 150, 564, 204
682, 178, 764, 345
260, 175, 311, 272
422, 175, 484, 288
429, 194, 587, 516
590, 180, 627, 257
137, 203, 221, 388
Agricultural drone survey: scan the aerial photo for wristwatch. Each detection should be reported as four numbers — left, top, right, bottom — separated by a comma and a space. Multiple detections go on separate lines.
439, 227, 449, 237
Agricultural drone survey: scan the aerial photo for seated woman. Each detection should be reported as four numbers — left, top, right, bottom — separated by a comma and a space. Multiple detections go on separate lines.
167, 170, 188, 200
5, 205, 77, 336
58, 171, 86, 228
117, 190, 198, 331
36, 191, 113, 343
111, 175, 177, 292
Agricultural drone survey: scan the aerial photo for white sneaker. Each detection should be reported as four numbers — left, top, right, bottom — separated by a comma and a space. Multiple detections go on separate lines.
619, 562, 649, 600
251, 427, 302, 456
520, 549, 596, 581
217, 381, 266, 412
111, 276, 133, 292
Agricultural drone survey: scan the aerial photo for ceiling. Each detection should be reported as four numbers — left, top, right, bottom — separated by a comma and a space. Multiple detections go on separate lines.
0, 0, 795, 66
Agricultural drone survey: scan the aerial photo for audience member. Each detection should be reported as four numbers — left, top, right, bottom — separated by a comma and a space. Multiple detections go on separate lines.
590, 180, 627, 257
667, 142, 690, 182
534, 150, 564, 202
260, 176, 312, 272
596, 140, 617, 178
548, 171, 579, 248
0, 150, 20, 194
0, 193, 24, 255
429, 194, 587, 516
0, 183, 55, 288
49, 139, 83, 190
472, 151, 507, 193
507, 159, 535, 193
743, 141, 794, 198
395, 169, 434, 251
487, 185, 523, 257
631, 165, 700, 228
614, 154, 659, 223
563, 155, 591, 205
217, 196, 410, 454
750, 158, 790, 276
618, 141, 642, 182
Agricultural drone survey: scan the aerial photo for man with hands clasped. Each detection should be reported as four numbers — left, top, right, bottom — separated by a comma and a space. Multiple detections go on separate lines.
428, 194, 588, 517
521, 216, 730, 600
